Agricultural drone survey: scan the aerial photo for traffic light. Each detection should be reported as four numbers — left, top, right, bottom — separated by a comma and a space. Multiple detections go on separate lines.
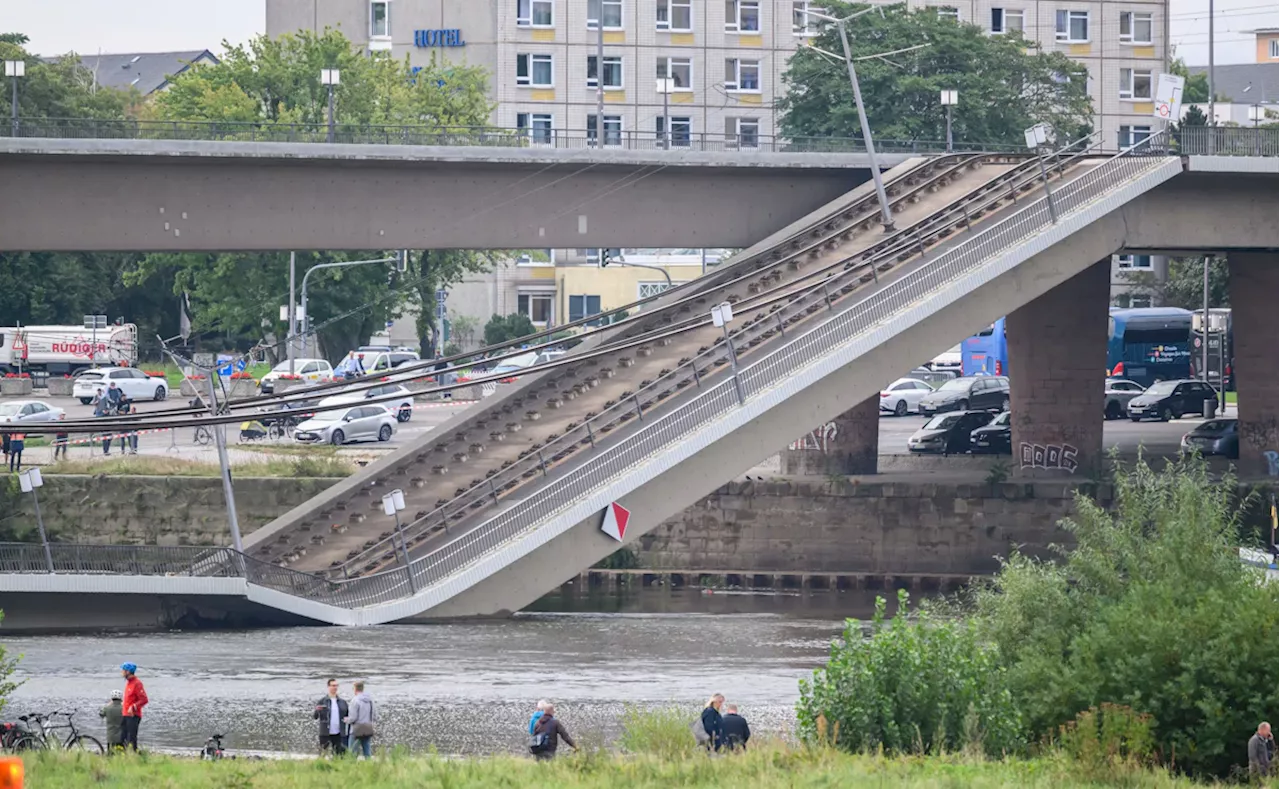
598, 248, 622, 267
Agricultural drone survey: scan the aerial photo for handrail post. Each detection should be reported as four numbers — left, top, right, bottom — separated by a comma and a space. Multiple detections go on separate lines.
1038, 154, 1058, 223
632, 394, 645, 423
822, 281, 833, 310
586, 421, 596, 447
536, 449, 547, 476
775, 312, 786, 337
487, 478, 499, 504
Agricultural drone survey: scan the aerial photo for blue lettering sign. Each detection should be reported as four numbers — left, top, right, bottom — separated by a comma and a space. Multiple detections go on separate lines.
414, 29, 465, 47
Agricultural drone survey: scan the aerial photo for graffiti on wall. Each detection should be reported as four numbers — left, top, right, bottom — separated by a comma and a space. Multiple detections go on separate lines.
789, 422, 838, 453
1019, 442, 1079, 473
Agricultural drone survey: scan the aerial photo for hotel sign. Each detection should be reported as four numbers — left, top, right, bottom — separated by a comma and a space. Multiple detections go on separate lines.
414, 29, 465, 47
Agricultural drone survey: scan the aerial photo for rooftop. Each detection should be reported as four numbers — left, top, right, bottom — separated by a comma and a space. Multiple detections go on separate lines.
58, 50, 219, 96
1186, 62, 1280, 105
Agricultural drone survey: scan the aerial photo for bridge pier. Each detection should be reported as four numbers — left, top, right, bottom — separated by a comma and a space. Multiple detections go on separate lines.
1228, 252, 1278, 480
780, 395, 879, 476
1008, 260, 1110, 478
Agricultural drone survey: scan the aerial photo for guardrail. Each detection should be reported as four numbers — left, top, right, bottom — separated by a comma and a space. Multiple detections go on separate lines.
1164, 126, 1279, 157
0, 543, 239, 576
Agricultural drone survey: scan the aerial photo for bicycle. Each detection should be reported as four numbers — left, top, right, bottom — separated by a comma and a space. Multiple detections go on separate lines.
13, 711, 103, 753
200, 733, 225, 760
193, 424, 214, 446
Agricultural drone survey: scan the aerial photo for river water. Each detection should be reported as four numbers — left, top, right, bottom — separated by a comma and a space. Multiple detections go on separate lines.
4, 589, 905, 756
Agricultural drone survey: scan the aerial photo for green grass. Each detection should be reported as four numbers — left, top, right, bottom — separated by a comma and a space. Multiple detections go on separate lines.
20, 747, 1216, 789
1224, 391, 1237, 405
41, 454, 353, 478
154, 361, 273, 388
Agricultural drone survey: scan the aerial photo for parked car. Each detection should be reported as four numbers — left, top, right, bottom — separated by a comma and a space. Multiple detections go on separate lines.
879, 378, 934, 416
0, 400, 65, 424
72, 367, 168, 404
1104, 378, 1145, 420
1127, 379, 1218, 421
969, 410, 1012, 454
908, 410, 994, 455
917, 375, 1009, 417
927, 345, 963, 375
258, 358, 333, 393
319, 383, 415, 423
333, 349, 420, 380
489, 352, 540, 383
293, 404, 396, 445
1180, 418, 1239, 459
907, 366, 959, 388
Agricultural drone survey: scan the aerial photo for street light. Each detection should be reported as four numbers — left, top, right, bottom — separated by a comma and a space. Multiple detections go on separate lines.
320, 68, 340, 143
4, 59, 24, 138
17, 468, 54, 573
297, 256, 397, 358
711, 301, 745, 405
381, 489, 417, 592
940, 90, 959, 153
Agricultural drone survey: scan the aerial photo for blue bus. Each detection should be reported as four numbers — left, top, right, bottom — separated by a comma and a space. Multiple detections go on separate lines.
962, 318, 1007, 375
1107, 307, 1195, 387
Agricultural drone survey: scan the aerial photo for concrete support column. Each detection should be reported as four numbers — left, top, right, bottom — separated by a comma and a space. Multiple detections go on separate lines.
780, 395, 879, 476
1228, 253, 1278, 480
1008, 260, 1110, 477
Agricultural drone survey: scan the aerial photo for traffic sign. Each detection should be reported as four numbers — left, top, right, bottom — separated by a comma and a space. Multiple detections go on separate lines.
600, 502, 631, 542
1153, 73, 1185, 121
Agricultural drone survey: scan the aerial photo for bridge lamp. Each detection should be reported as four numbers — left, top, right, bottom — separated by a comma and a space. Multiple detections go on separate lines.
4, 59, 24, 138
940, 90, 958, 153
711, 302, 746, 405
17, 468, 54, 573
381, 489, 417, 592
320, 68, 340, 143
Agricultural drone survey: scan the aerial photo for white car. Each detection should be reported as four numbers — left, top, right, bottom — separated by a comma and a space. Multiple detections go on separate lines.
72, 367, 168, 404
879, 378, 935, 416
318, 383, 415, 423
0, 400, 65, 423
259, 358, 333, 393
928, 345, 963, 374
293, 404, 397, 446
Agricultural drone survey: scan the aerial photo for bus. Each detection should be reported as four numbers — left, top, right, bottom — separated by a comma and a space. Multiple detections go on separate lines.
962, 318, 1007, 375
1191, 308, 1234, 391
1107, 307, 1195, 387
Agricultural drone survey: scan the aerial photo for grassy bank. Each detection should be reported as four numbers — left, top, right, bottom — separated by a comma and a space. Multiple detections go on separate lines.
40, 454, 353, 477
22, 748, 1214, 789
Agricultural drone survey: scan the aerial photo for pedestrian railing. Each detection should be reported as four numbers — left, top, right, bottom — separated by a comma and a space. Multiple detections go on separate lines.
0, 543, 240, 576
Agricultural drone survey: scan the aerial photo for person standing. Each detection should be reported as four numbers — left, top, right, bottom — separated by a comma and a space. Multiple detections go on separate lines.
1249, 721, 1272, 777
720, 704, 751, 751
120, 662, 148, 751
1, 430, 9, 468
700, 694, 725, 752
345, 681, 376, 760
105, 382, 122, 410
53, 413, 69, 461
313, 678, 349, 756
529, 702, 576, 760
99, 690, 124, 752
528, 699, 549, 737
7, 432, 23, 472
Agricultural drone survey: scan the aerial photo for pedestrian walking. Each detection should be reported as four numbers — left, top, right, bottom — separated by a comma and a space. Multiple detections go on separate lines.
313, 678, 349, 756
117, 397, 138, 454
119, 662, 148, 751
529, 702, 575, 760
721, 704, 751, 751
99, 690, 124, 752
344, 681, 376, 760
1, 431, 9, 468
53, 413, 69, 461
7, 432, 24, 472
528, 699, 550, 737
1249, 721, 1273, 777
92, 389, 108, 416
700, 694, 725, 752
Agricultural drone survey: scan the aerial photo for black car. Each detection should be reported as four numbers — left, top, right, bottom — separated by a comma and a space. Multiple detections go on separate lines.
917, 375, 1010, 417
969, 411, 1012, 454
1127, 379, 1218, 421
1180, 418, 1239, 459
908, 410, 994, 455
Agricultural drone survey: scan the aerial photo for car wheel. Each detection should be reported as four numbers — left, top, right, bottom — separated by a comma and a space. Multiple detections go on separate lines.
397, 406, 411, 423
1105, 401, 1122, 420
154, 385, 167, 401
330, 429, 346, 446
1160, 407, 1173, 422
894, 399, 908, 417
378, 424, 393, 442
79, 398, 92, 405
1130, 415, 1141, 422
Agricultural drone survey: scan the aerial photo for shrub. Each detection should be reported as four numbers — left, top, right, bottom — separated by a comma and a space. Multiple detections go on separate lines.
1056, 704, 1157, 774
618, 706, 696, 758
797, 590, 1023, 757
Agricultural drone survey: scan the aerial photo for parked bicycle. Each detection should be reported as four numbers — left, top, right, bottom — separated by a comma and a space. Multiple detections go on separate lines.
9, 711, 103, 753
193, 424, 214, 446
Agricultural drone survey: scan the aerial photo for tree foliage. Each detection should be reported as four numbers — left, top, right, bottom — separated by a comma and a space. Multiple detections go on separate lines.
1169, 56, 1210, 105
779, 3, 1094, 145
406, 250, 494, 357
1117, 257, 1229, 310
0, 38, 133, 120
483, 314, 538, 347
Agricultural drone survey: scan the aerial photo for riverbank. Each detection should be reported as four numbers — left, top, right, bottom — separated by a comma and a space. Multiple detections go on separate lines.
23, 748, 1210, 789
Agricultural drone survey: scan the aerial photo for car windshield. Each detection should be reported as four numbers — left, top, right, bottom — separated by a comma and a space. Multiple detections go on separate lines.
0, 404, 21, 416
936, 378, 972, 392
924, 414, 961, 430
1197, 419, 1234, 432
308, 410, 344, 424
990, 412, 1010, 426
1144, 381, 1178, 396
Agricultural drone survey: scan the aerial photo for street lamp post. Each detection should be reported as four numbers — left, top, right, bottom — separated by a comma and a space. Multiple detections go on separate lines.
656, 78, 674, 150
5, 59, 24, 138
18, 468, 54, 573
940, 90, 958, 153
320, 68, 340, 143
711, 301, 745, 405
381, 489, 417, 593
298, 256, 396, 358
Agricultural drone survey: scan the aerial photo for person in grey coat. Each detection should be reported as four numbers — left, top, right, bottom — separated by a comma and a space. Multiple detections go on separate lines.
1248, 721, 1272, 776
344, 681, 376, 759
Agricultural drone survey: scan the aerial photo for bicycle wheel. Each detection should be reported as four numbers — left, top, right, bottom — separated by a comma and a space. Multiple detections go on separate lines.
10, 734, 44, 752
68, 735, 103, 754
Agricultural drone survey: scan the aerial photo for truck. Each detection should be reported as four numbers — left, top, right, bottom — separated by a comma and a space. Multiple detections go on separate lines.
0, 324, 139, 379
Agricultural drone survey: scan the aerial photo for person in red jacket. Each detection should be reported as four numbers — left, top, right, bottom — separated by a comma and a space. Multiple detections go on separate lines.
120, 662, 148, 751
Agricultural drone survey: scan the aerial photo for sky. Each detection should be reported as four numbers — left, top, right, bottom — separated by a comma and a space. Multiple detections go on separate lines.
0, 0, 1276, 65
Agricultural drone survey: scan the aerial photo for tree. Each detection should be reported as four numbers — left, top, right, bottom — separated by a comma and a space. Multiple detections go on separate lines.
0, 37, 133, 120
1169, 56, 1210, 104
449, 313, 480, 349
1117, 257, 1229, 310
405, 250, 494, 358
779, 3, 1094, 146
1178, 104, 1209, 128
483, 313, 537, 347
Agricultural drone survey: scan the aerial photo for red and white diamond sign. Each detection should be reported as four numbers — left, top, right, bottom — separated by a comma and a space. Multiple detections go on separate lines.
600, 502, 631, 542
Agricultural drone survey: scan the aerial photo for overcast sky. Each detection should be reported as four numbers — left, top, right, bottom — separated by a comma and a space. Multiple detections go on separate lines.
1, 0, 1275, 65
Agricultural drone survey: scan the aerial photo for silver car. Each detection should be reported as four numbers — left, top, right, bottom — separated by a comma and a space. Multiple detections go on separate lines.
0, 400, 65, 423
293, 404, 396, 446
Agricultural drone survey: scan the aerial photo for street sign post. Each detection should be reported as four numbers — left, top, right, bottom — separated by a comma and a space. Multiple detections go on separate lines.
1153, 73, 1186, 122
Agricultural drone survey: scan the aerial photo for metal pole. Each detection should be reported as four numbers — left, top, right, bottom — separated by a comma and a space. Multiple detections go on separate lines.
835, 20, 894, 231
1201, 255, 1210, 384
663, 85, 670, 150
721, 323, 745, 405
1208, 0, 1215, 153
206, 374, 244, 553
9, 77, 17, 138
700, 248, 707, 275
393, 511, 417, 593
1038, 153, 1057, 222
595, 4, 605, 148
31, 487, 54, 573
327, 83, 336, 143
299, 286, 309, 360
945, 104, 953, 153
288, 251, 297, 375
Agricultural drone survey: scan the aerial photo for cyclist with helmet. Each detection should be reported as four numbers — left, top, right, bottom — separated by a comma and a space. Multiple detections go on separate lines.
99, 690, 124, 751
120, 662, 148, 751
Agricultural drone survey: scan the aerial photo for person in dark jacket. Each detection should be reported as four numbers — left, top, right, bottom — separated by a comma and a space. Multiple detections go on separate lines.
1248, 721, 1272, 777
53, 413, 69, 461
7, 432, 24, 472
531, 703, 576, 760
721, 704, 751, 751
313, 678, 349, 756
701, 694, 725, 752
99, 690, 124, 751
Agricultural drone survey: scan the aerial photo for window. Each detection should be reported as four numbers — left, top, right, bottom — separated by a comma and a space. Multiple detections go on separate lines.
656, 0, 693, 31
517, 0, 555, 26
1128, 294, 1153, 308
1116, 254, 1153, 269
657, 57, 692, 90
725, 117, 759, 148
587, 114, 622, 146
935, 6, 960, 22
516, 53, 554, 87
1119, 12, 1153, 44
793, 1, 821, 35
1054, 10, 1089, 42
1270, 38, 1279, 58
1119, 68, 1152, 99
517, 112, 554, 144
518, 293, 554, 323
638, 281, 675, 298
990, 8, 1024, 33
370, 0, 391, 38
588, 0, 623, 29
587, 55, 623, 88
725, 0, 760, 32
1119, 124, 1152, 148
569, 294, 602, 323
724, 58, 760, 91
656, 116, 692, 147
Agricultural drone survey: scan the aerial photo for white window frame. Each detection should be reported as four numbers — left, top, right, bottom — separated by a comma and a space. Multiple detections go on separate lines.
990, 8, 1024, 34
517, 112, 555, 145
587, 114, 623, 146
1115, 253, 1153, 270
935, 6, 960, 22
656, 0, 693, 31
517, 292, 555, 324
1119, 11, 1153, 45
724, 58, 761, 92
726, 117, 760, 148
655, 116, 692, 147
725, 0, 761, 33
587, 0, 624, 30
792, 1, 822, 36
1271, 38, 1279, 58
1119, 68, 1152, 100
369, 0, 391, 40
516, 0, 555, 27
1119, 124, 1152, 148
587, 55, 623, 89
657, 56, 693, 91
1054, 10, 1090, 43
516, 53, 554, 87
